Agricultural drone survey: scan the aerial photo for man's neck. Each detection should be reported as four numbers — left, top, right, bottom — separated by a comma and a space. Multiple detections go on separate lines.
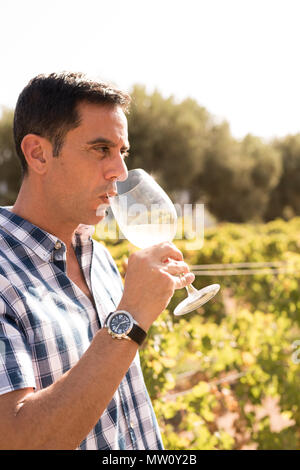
12, 179, 78, 251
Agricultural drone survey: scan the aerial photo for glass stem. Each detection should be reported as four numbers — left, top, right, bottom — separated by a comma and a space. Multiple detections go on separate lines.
186, 283, 198, 296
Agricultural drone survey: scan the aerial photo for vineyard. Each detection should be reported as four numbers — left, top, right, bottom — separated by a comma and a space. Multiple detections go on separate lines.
94, 217, 300, 450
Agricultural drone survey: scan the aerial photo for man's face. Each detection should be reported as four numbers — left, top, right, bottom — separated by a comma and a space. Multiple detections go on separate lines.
46, 101, 129, 226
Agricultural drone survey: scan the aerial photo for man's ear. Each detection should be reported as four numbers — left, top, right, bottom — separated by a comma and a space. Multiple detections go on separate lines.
21, 134, 51, 175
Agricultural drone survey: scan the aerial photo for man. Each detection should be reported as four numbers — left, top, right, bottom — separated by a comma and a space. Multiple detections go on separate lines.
0, 72, 194, 450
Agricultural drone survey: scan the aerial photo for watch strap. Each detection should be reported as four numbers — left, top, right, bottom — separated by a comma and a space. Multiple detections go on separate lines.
127, 323, 147, 346
105, 311, 116, 326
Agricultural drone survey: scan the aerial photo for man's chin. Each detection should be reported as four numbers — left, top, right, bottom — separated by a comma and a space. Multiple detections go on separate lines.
76, 210, 107, 228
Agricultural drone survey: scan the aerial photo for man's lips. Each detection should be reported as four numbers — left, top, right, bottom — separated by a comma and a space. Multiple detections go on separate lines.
106, 190, 118, 197
98, 192, 117, 203
96, 192, 117, 214
99, 189, 117, 199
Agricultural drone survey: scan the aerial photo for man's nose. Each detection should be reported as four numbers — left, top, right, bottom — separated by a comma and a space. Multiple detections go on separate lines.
105, 154, 128, 182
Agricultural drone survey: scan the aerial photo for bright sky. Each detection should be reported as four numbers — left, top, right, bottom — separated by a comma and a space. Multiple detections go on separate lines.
1, 0, 300, 140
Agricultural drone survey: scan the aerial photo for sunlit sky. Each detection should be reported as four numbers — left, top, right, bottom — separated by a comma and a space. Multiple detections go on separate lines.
1, 0, 300, 140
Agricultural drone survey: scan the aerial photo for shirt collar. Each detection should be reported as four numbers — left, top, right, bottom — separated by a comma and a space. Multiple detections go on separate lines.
0, 206, 95, 262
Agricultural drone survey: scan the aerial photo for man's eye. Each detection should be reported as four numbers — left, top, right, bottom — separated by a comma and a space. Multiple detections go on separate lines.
94, 146, 109, 154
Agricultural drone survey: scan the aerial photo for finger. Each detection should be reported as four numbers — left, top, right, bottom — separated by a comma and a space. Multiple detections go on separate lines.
153, 242, 184, 263
173, 272, 195, 290
162, 260, 190, 276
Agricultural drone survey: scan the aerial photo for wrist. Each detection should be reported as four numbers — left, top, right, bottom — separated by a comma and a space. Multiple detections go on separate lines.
116, 304, 151, 333
105, 309, 147, 346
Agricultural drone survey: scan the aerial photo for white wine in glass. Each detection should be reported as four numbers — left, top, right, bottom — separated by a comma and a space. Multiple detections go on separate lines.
108, 168, 220, 316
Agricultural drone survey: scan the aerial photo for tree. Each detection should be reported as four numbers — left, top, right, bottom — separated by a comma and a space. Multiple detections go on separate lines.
0, 108, 21, 206
265, 134, 300, 220
191, 126, 282, 222
127, 85, 211, 195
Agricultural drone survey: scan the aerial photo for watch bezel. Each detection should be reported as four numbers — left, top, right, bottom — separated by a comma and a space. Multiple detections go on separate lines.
107, 311, 134, 339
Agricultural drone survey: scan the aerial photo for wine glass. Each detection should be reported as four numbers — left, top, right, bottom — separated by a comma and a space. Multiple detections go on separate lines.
108, 168, 220, 316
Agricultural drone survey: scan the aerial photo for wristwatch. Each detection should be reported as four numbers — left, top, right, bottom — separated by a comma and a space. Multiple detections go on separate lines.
105, 310, 147, 346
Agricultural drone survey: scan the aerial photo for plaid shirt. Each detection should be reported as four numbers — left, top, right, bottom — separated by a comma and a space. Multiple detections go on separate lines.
0, 206, 163, 450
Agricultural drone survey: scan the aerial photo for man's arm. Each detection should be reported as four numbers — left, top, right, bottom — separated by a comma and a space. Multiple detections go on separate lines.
0, 328, 139, 450
0, 242, 194, 450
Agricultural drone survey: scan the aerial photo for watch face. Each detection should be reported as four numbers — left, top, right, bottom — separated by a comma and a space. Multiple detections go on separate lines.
110, 313, 132, 335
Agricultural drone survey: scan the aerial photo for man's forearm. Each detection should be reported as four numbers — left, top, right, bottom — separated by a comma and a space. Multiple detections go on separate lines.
10, 328, 139, 450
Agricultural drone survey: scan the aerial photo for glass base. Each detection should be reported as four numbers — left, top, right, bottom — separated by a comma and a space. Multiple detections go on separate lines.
173, 283, 220, 316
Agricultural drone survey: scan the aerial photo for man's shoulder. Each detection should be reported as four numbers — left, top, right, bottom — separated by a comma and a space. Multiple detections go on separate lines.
0, 228, 14, 267
0, 228, 30, 306
0, 226, 22, 270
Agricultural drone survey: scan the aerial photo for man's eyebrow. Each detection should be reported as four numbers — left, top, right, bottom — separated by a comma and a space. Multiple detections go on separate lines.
86, 137, 130, 149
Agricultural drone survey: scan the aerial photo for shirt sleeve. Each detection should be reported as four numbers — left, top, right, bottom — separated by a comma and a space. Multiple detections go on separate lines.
0, 296, 36, 396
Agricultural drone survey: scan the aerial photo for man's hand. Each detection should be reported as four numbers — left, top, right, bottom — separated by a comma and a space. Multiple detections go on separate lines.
117, 242, 195, 331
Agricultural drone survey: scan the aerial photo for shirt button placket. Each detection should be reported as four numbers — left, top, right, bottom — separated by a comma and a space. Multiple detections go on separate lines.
55, 241, 62, 250
119, 382, 138, 450
52, 241, 66, 272
129, 425, 136, 447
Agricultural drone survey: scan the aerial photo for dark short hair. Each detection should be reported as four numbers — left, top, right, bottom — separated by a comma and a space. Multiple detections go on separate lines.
13, 72, 131, 176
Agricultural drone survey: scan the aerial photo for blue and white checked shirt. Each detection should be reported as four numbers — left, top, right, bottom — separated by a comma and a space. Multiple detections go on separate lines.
0, 206, 163, 450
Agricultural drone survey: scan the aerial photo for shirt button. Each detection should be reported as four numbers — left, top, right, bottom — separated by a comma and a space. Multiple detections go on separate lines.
54, 241, 62, 250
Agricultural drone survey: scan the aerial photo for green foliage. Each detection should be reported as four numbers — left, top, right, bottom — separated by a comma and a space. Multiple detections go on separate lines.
265, 134, 300, 221
0, 107, 21, 205
127, 85, 210, 193
97, 217, 300, 450
191, 128, 282, 222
